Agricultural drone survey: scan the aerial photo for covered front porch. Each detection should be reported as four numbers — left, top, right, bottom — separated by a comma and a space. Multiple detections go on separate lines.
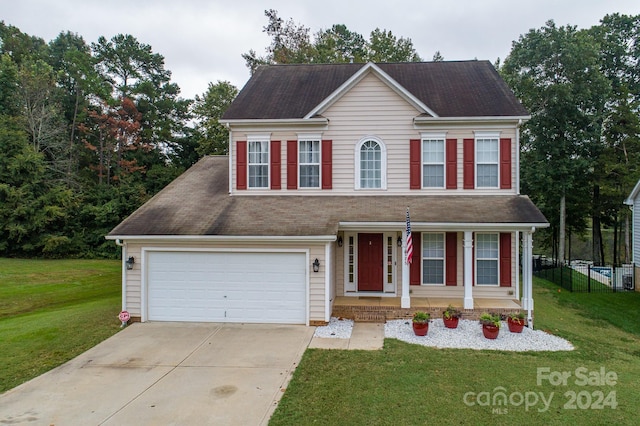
331, 296, 524, 323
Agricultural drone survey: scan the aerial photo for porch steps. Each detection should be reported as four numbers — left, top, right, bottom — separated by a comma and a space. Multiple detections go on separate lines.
353, 312, 387, 323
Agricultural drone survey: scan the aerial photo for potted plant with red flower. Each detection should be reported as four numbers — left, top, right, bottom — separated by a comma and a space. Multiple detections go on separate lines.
442, 305, 462, 329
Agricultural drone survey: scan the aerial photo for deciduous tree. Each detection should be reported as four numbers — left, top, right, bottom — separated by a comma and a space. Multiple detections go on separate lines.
192, 80, 238, 156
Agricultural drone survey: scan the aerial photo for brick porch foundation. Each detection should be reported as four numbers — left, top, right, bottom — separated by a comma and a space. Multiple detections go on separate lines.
331, 296, 526, 323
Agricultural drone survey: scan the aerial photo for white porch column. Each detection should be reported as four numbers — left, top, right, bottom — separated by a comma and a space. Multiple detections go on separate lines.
401, 231, 410, 308
522, 230, 534, 329
463, 231, 474, 309
515, 231, 520, 301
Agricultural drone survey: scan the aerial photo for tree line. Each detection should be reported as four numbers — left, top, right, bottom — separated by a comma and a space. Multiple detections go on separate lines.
0, 23, 230, 257
0, 10, 423, 258
1, 10, 639, 264
501, 14, 640, 265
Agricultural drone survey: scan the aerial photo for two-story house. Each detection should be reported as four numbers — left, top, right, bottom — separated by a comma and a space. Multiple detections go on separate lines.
107, 61, 548, 327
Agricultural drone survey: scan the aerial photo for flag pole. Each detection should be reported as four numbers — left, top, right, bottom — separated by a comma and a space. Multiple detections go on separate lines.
401, 206, 411, 308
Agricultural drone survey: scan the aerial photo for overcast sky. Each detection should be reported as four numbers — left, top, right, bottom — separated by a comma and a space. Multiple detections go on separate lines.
2, 0, 639, 99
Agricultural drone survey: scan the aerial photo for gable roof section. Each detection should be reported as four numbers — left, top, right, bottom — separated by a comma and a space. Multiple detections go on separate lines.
625, 178, 640, 205
108, 156, 548, 238
221, 61, 529, 121
304, 62, 437, 118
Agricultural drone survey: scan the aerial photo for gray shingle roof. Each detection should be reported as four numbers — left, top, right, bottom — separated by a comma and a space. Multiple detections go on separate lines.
108, 156, 548, 237
221, 61, 529, 120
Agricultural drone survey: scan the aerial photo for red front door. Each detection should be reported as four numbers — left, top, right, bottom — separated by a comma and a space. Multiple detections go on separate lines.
358, 233, 384, 291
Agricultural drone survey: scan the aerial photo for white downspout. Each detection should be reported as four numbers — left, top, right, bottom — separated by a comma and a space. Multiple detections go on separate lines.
227, 124, 233, 195
324, 242, 331, 323
115, 239, 127, 312
515, 231, 520, 301
522, 229, 535, 329
516, 119, 521, 195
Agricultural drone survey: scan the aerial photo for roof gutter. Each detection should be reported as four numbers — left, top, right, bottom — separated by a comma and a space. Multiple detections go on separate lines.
107, 235, 338, 243
338, 221, 549, 231
414, 115, 531, 125
220, 118, 329, 127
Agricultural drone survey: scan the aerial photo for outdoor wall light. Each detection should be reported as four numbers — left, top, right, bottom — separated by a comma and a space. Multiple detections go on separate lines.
397, 236, 403, 247
313, 258, 320, 273
125, 256, 135, 270
337, 236, 343, 247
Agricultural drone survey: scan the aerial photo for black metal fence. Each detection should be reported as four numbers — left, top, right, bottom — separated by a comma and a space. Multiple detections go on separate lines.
533, 261, 635, 293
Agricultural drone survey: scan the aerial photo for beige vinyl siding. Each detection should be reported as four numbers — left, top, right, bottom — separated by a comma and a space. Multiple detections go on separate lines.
408, 231, 516, 299
324, 73, 417, 193
124, 245, 142, 316
122, 240, 328, 323
229, 72, 519, 196
308, 244, 326, 322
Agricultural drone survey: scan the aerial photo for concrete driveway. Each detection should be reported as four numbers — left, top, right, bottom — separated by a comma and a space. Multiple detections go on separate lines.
0, 322, 315, 425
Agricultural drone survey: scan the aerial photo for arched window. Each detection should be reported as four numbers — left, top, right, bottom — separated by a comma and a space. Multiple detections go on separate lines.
355, 137, 386, 189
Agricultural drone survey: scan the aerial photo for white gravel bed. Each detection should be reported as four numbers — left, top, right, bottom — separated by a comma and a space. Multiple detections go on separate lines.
313, 317, 354, 338
314, 317, 573, 352
385, 319, 574, 352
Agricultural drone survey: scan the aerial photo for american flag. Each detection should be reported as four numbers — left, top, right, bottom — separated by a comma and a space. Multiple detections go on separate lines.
406, 207, 413, 264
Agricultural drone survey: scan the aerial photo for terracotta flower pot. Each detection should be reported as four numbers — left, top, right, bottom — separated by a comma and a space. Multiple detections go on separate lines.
443, 316, 459, 329
482, 323, 500, 339
508, 317, 525, 333
412, 322, 429, 336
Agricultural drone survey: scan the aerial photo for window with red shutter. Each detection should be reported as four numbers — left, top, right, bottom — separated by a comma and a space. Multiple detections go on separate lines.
410, 232, 422, 285
500, 233, 512, 287
446, 139, 457, 189
236, 140, 247, 190
446, 232, 457, 285
409, 139, 421, 189
463, 138, 474, 189
287, 140, 297, 190
271, 140, 281, 189
500, 138, 512, 189
322, 140, 332, 189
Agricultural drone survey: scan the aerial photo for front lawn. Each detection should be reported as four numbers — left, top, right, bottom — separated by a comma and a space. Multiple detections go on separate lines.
270, 277, 640, 425
0, 259, 122, 393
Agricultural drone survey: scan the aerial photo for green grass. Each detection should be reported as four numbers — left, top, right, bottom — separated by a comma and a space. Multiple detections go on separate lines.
270, 277, 640, 425
0, 259, 122, 393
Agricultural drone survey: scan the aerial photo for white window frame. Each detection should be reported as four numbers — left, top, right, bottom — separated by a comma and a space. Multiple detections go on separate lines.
475, 131, 500, 188
422, 232, 445, 285
355, 136, 387, 190
247, 134, 270, 189
298, 133, 322, 189
475, 233, 499, 286
421, 132, 446, 188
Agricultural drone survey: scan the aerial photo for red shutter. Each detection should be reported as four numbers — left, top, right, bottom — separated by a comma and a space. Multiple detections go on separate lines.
236, 140, 247, 190
287, 140, 297, 190
463, 138, 474, 189
410, 139, 421, 189
500, 138, 512, 189
322, 140, 332, 189
500, 233, 512, 287
446, 232, 457, 286
410, 232, 422, 285
270, 141, 281, 189
446, 138, 457, 189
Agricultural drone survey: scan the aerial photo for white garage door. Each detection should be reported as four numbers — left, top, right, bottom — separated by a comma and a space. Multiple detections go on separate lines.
147, 251, 307, 324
